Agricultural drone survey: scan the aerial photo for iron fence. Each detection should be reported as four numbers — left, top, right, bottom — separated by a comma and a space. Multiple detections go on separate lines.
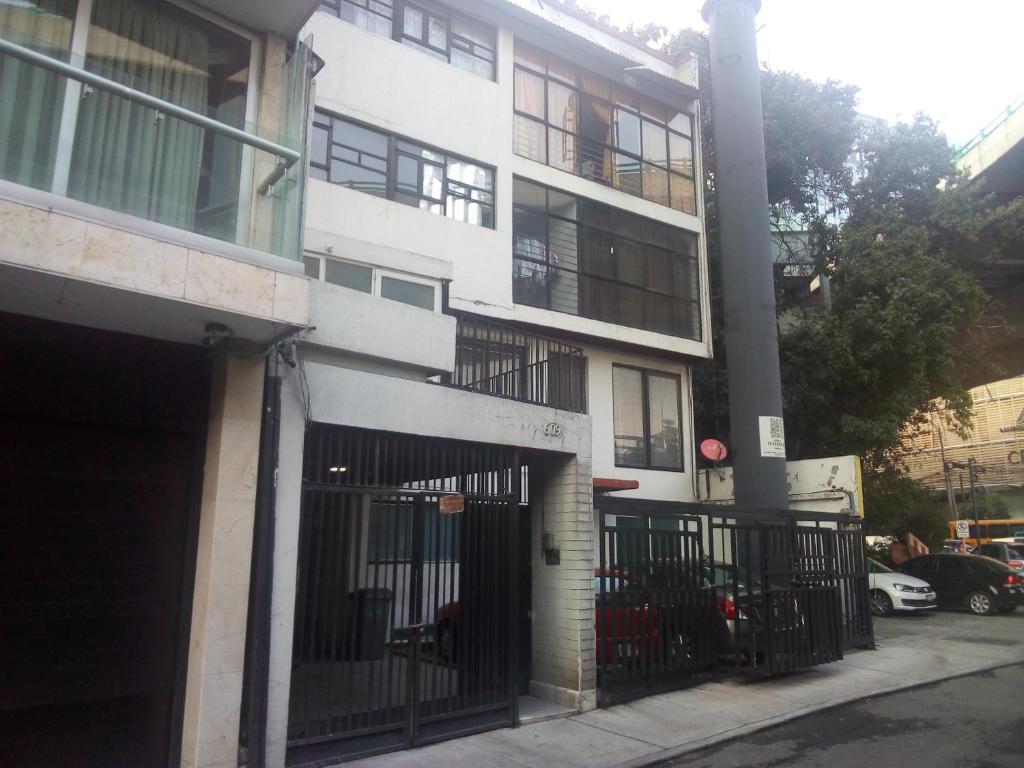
596, 508, 719, 706
439, 312, 586, 413
594, 497, 872, 705
288, 426, 521, 765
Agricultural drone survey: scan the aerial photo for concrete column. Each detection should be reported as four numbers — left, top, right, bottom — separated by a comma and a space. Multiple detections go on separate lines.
529, 454, 597, 712
180, 355, 265, 768
264, 366, 308, 768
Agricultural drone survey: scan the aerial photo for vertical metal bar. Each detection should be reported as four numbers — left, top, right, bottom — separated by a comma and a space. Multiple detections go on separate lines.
343, 495, 366, 734
291, 490, 312, 738
509, 453, 521, 725
597, 500, 607, 703
302, 491, 325, 735
383, 492, 401, 726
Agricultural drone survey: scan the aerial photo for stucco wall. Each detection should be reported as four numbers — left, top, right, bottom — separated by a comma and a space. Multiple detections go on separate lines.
584, 345, 699, 503
303, 11, 710, 358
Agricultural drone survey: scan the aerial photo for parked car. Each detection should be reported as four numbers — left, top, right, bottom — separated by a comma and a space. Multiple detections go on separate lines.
942, 539, 973, 553
867, 558, 936, 616
897, 554, 1024, 615
976, 542, 1024, 572
593, 567, 661, 665
705, 562, 805, 663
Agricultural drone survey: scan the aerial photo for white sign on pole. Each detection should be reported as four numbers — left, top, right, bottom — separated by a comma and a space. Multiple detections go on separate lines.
759, 416, 786, 458
955, 519, 970, 538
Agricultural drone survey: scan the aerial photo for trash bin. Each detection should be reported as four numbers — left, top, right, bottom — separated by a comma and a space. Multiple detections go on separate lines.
350, 587, 393, 660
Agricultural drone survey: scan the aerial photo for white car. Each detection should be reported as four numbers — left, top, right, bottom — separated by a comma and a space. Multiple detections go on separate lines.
868, 558, 937, 616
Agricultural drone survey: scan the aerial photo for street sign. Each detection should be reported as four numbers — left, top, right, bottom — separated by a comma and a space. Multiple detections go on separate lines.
955, 520, 970, 539
439, 493, 464, 515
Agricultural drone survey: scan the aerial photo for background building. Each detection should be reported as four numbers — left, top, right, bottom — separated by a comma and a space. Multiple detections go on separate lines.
901, 374, 1024, 514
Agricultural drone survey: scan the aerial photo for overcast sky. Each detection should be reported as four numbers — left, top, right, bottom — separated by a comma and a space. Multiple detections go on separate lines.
584, 0, 1024, 148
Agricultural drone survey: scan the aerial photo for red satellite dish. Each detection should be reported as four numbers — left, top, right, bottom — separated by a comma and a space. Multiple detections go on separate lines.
700, 438, 728, 462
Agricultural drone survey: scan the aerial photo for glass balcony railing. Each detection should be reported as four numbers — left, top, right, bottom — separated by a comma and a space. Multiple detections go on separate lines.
0, 0, 313, 262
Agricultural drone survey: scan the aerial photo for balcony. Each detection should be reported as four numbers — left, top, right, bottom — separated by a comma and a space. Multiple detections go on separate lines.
0, 0, 314, 264
440, 312, 587, 413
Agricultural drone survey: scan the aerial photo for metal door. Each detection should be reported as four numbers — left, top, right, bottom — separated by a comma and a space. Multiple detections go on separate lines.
595, 506, 718, 706
286, 427, 520, 765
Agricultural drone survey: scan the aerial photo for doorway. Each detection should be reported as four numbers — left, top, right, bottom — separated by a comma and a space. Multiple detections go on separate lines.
286, 426, 523, 765
0, 313, 210, 766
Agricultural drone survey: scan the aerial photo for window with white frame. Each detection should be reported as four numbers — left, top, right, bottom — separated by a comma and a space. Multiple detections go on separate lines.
304, 254, 440, 312
612, 365, 684, 471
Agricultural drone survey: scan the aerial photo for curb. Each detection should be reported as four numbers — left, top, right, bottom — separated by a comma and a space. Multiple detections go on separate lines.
606, 659, 1024, 768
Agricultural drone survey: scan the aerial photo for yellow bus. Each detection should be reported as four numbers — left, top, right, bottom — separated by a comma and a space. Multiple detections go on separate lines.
946, 519, 1024, 546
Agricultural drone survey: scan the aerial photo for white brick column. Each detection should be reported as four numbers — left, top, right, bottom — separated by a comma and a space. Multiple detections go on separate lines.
529, 454, 597, 712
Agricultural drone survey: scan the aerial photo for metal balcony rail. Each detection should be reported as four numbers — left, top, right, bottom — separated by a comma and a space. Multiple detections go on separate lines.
439, 312, 587, 413
0, 37, 300, 187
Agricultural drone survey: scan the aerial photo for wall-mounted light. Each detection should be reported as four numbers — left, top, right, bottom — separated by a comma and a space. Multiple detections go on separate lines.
329, 466, 347, 473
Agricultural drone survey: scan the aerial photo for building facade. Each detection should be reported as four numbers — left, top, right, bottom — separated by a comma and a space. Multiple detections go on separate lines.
0, 1, 725, 766
0, 1, 321, 766
266, 2, 711, 764
901, 375, 1024, 495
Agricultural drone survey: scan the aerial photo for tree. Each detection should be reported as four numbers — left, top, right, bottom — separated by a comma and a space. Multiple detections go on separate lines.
862, 468, 947, 548
663, 30, 1024, 536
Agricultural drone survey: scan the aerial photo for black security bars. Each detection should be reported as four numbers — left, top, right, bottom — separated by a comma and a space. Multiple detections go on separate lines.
440, 312, 587, 414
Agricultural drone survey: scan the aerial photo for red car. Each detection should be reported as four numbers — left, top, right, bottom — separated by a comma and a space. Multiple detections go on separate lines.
435, 569, 662, 666
593, 568, 660, 665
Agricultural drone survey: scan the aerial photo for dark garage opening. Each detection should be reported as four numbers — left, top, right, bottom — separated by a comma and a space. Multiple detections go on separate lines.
0, 313, 211, 767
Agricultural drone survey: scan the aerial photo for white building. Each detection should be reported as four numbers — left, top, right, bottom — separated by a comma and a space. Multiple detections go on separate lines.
0, 1, 741, 766
266, 1, 711, 764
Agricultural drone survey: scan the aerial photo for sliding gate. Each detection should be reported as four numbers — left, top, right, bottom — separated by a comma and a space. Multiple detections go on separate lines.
595, 498, 869, 706
287, 427, 520, 765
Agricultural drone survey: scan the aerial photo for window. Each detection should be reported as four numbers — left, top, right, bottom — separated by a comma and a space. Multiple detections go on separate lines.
311, 111, 495, 228
936, 557, 966, 576
305, 254, 440, 311
513, 42, 697, 214
326, 260, 373, 293
513, 178, 701, 340
319, 0, 495, 80
0, 0, 252, 241
612, 365, 683, 470
899, 557, 933, 577
381, 275, 434, 310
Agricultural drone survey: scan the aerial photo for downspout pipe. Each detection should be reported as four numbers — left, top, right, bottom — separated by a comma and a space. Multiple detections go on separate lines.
240, 356, 283, 767
702, 0, 789, 511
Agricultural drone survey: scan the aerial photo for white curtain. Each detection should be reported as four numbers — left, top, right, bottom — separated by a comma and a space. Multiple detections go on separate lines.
68, 0, 208, 230
0, 0, 76, 190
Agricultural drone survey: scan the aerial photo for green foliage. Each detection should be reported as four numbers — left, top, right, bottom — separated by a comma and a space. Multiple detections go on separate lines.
761, 72, 858, 219
972, 492, 1010, 520
621, 23, 1024, 540
862, 469, 947, 548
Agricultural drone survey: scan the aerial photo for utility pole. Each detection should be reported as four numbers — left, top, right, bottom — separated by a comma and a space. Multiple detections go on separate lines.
949, 459, 985, 550
968, 457, 982, 550
935, 417, 957, 520
702, 0, 789, 511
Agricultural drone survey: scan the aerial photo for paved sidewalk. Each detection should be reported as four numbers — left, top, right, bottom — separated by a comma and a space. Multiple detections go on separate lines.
339, 611, 1024, 768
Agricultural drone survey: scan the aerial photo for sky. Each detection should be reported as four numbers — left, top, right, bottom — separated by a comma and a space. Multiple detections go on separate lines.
583, 0, 1024, 148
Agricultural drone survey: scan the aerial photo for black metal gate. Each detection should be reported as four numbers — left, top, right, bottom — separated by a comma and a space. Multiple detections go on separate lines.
596, 504, 719, 706
595, 498, 871, 705
286, 427, 520, 765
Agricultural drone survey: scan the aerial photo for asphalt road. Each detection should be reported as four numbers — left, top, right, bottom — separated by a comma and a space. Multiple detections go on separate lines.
665, 662, 1024, 768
